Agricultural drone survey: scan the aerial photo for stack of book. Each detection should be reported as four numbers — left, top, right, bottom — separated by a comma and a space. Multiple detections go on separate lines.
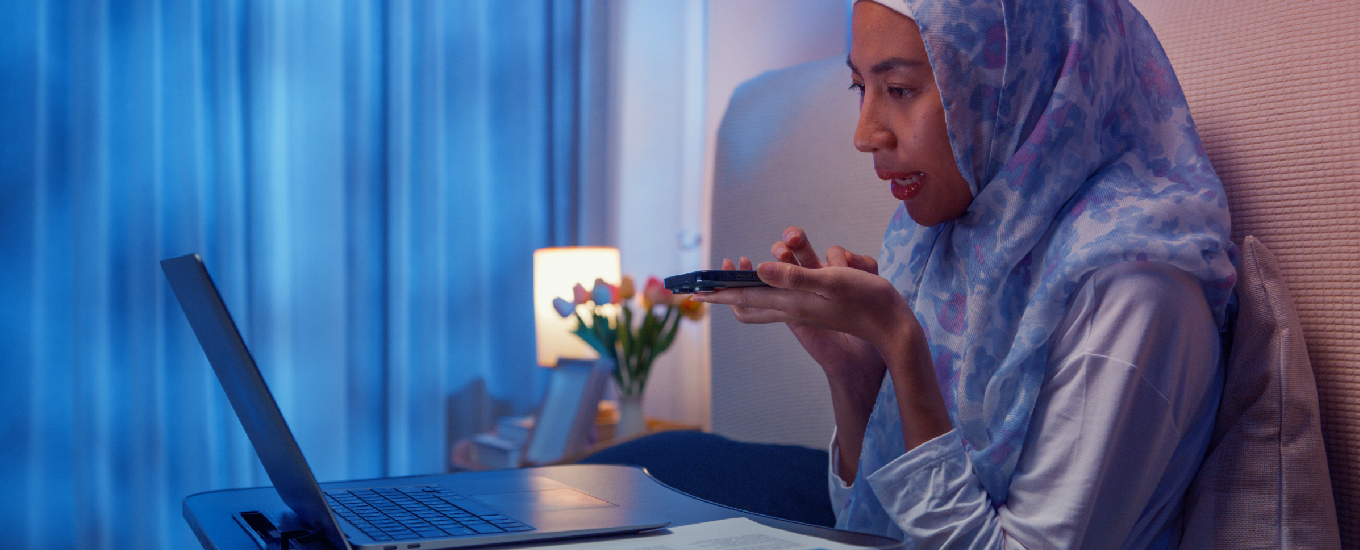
468, 415, 535, 469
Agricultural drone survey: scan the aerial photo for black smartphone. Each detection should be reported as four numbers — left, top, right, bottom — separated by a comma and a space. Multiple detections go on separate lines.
664, 270, 770, 294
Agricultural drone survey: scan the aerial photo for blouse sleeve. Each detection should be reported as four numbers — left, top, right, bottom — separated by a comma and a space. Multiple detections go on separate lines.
847, 262, 1223, 549
828, 432, 854, 520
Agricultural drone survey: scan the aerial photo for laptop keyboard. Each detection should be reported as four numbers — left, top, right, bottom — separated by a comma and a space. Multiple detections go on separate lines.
325, 485, 533, 542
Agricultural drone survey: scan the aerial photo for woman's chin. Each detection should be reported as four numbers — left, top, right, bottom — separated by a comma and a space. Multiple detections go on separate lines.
905, 204, 946, 227
903, 193, 972, 227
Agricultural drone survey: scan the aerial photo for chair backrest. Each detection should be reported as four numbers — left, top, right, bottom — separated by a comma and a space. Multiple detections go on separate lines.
709, 56, 895, 449
1130, 0, 1360, 544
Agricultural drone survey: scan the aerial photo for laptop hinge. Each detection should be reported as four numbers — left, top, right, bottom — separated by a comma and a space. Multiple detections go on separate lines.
237, 511, 338, 550
279, 529, 332, 550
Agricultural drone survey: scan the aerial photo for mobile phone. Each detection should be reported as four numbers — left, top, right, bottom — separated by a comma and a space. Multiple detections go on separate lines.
664, 270, 770, 294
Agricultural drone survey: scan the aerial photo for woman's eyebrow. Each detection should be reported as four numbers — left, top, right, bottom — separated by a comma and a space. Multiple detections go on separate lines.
869, 57, 926, 74
843, 55, 930, 75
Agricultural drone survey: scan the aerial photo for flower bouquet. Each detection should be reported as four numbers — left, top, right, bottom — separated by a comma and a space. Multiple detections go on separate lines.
551, 276, 705, 399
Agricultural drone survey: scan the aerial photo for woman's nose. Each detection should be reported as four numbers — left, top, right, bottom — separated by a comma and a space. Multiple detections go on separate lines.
854, 104, 894, 153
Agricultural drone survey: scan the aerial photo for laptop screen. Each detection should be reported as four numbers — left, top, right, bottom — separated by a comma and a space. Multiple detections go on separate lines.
161, 254, 349, 549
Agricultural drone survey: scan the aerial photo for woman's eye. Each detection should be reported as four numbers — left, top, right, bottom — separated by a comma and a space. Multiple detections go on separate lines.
848, 82, 866, 97
887, 87, 911, 98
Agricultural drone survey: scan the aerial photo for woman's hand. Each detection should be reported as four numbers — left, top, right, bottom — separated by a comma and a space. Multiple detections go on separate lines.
700, 227, 938, 480
708, 228, 906, 368
717, 265, 886, 388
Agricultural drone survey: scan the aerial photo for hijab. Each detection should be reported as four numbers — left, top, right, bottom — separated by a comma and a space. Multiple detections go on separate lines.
844, 0, 1238, 529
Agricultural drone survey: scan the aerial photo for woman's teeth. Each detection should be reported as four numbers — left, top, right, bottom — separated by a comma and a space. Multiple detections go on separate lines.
891, 172, 925, 201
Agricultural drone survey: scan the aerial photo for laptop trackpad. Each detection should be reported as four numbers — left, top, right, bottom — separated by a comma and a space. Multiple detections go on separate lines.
474, 488, 616, 513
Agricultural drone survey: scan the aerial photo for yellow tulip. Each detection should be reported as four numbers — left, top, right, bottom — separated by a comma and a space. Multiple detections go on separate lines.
678, 296, 706, 320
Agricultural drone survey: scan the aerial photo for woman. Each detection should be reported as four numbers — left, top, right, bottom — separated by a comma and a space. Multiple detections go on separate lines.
694, 0, 1237, 547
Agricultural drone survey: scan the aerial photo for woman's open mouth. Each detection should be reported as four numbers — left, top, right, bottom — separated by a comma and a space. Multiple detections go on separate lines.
891, 172, 925, 201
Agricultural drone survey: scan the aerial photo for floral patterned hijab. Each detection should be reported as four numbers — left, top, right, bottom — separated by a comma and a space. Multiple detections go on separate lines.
845, 0, 1237, 528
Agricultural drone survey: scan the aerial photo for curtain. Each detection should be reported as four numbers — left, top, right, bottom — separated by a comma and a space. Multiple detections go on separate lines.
0, 0, 607, 548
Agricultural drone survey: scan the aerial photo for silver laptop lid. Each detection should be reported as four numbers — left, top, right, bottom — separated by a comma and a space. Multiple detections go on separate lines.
161, 253, 350, 550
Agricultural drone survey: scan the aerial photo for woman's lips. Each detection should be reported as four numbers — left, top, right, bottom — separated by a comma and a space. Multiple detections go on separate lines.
885, 172, 925, 201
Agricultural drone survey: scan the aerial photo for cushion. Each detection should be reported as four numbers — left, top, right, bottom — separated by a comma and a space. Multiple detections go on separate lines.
577, 431, 835, 527
1180, 236, 1340, 548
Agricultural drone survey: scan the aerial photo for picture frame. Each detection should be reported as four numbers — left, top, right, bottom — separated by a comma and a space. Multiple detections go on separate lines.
521, 358, 610, 466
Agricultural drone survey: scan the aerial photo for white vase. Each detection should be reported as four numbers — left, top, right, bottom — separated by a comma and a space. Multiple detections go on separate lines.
616, 394, 647, 440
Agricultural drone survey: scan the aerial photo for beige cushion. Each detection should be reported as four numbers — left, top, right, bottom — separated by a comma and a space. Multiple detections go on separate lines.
1181, 236, 1340, 548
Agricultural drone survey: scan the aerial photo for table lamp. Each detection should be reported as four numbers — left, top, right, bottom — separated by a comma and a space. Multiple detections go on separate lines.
532, 246, 621, 367
525, 246, 620, 465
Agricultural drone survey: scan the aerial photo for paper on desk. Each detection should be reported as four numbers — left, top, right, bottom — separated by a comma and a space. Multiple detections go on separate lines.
536, 517, 873, 550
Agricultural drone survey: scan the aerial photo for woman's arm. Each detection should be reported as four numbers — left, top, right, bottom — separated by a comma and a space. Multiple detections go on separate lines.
876, 314, 953, 453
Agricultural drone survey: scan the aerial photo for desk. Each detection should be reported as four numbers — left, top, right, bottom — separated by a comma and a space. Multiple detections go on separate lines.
451, 419, 701, 471
184, 464, 898, 549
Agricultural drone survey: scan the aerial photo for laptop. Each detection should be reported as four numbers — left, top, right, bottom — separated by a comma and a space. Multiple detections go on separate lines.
161, 253, 669, 550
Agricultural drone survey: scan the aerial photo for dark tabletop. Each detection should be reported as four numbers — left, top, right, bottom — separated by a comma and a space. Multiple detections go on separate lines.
183, 464, 900, 550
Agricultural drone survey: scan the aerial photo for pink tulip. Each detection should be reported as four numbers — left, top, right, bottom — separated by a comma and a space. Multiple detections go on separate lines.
572, 283, 590, 305
640, 276, 673, 310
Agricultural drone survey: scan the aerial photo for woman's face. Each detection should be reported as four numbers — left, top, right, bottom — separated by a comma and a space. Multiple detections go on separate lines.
850, 1, 973, 227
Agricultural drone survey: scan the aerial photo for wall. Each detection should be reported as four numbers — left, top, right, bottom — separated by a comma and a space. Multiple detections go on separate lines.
608, 0, 849, 428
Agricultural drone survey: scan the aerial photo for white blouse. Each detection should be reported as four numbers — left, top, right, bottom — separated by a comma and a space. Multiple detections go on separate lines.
829, 261, 1223, 549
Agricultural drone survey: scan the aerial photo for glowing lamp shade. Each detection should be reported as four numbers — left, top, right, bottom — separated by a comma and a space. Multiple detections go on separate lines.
533, 247, 621, 367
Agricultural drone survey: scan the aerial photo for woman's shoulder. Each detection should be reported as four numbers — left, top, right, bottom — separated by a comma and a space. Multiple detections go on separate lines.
1051, 261, 1219, 372
1071, 261, 1211, 322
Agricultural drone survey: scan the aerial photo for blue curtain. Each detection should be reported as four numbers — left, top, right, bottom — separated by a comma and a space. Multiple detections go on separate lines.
0, 1, 602, 548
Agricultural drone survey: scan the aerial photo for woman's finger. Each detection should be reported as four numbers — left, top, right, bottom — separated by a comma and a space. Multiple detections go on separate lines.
782, 226, 823, 268
722, 258, 735, 270
756, 261, 836, 293
826, 246, 849, 268
739, 257, 754, 270
772, 241, 796, 264
700, 285, 835, 329
843, 251, 879, 275
694, 284, 817, 315
729, 305, 798, 325
859, 253, 879, 275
